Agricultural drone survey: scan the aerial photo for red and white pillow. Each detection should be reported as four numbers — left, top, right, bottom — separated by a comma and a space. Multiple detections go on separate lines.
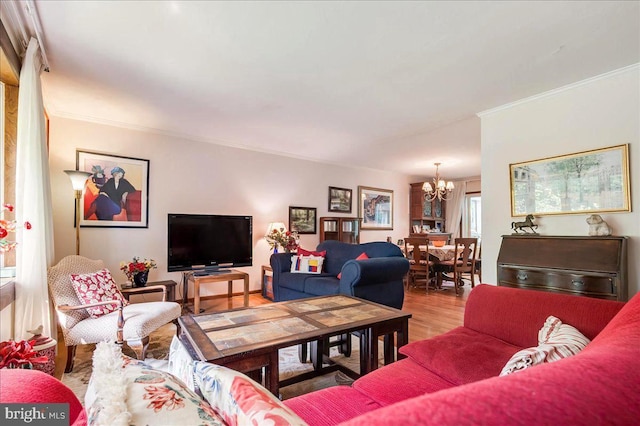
70, 269, 129, 318
499, 315, 591, 376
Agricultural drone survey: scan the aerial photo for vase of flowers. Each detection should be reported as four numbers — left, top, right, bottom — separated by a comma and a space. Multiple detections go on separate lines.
265, 227, 299, 253
120, 257, 157, 287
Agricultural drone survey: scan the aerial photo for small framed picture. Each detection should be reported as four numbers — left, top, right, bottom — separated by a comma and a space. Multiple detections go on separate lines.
289, 206, 317, 234
358, 186, 393, 230
76, 150, 150, 228
328, 186, 352, 213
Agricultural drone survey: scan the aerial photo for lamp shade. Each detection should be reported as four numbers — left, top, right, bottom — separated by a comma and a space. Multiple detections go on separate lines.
64, 170, 92, 190
266, 222, 287, 235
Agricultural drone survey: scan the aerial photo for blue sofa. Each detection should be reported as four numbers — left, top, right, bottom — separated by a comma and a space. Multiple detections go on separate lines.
270, 240, 409, 309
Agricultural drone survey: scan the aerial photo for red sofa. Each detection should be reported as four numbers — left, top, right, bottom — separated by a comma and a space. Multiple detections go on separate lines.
285, 284, 640, 425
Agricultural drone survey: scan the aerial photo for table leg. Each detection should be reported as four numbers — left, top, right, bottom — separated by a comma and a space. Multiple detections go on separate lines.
243, 275, 249, 307
167, 285, 176, 303
359, 328, 372, 376
265, 350, 280, 397
194, 280, 200, 314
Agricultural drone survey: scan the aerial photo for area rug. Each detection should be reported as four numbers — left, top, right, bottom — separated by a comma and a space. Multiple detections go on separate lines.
61, 322, 382, 403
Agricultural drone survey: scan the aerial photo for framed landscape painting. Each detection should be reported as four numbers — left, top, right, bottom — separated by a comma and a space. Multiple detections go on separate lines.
358, 186, 393, 230
510, 144, 630, 217
328, 186, 352, 213
76, 150, 150, 228
289, 206, 317, 234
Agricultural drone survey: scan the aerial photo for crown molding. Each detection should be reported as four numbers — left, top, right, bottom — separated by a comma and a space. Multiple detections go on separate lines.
477, 63, 640, 118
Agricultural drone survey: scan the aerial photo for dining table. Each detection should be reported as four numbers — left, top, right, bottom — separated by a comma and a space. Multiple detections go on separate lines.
404, 244, 457, 261
403, 244, 457, 290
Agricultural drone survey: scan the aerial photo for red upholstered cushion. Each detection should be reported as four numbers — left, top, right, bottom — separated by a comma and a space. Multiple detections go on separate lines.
0, 369, 87, 426
297, 247, 327, 257
337, 252, 369, 279
70, 268, 128, 318
353, 358, 456, 406
284, 385, 380, 426
399, 326, 521, 385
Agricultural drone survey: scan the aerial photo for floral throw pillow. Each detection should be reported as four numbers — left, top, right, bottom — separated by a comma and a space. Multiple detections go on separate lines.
194, 361, 307, 426
70, 269, 129, 318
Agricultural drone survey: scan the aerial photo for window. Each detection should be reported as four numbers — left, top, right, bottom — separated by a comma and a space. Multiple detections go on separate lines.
463, 193, 481, 239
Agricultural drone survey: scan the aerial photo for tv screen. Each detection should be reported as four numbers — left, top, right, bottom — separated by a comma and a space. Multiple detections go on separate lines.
168, 214, 253, 272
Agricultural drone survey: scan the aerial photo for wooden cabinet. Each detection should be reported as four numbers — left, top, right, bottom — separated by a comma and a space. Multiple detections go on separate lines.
319, 217, 360, 244
409, 182, 446, 236
497, 235, 628, 301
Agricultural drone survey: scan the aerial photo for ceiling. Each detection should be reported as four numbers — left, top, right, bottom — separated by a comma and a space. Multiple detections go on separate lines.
7, 1, 640, 179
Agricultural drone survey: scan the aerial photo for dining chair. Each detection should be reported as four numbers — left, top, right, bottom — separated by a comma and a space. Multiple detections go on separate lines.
435, 238, 478, 296
404, 237, 434, 292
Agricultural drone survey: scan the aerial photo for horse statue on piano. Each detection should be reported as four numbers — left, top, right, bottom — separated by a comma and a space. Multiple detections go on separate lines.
511, 214, 538, 234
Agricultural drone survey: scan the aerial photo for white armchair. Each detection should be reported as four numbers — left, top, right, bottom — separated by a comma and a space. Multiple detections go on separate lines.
48, 255, 181, 372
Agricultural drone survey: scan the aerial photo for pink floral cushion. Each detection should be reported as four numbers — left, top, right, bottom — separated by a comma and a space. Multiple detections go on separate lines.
194, 361, 307, 425
70, 269, 129, 318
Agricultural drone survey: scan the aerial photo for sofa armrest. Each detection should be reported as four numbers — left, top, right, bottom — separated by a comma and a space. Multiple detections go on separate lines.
339, 257, 409, 309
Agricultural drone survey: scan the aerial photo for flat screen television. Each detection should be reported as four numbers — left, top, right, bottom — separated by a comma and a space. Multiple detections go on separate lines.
168, 214, 253, 273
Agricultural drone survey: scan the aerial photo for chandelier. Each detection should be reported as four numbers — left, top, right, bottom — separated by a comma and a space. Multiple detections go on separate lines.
422, 163, 454, 201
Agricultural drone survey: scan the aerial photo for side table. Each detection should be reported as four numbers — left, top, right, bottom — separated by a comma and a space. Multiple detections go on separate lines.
261, 265, 273, 300
186, 270, 249, 314
121, 280, 177, 302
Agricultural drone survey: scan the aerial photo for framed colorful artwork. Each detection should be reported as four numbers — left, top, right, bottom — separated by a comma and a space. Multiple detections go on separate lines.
358, 186, 393, 230
76, 150, 150, 228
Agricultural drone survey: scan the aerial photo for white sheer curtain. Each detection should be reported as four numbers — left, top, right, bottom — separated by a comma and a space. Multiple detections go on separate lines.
14, 38, 55, 340
445, 181, 467, 241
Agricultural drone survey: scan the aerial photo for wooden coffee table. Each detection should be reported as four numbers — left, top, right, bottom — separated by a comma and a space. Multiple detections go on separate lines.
177, 295, 411, 396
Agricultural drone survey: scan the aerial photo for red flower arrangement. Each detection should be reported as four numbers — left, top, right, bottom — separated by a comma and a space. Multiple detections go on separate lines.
0, 204, 32, 253
0, 339, 48, 369
120, 257, 157, 281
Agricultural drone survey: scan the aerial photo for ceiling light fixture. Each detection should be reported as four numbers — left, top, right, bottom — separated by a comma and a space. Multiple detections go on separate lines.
422, 163, 454, 201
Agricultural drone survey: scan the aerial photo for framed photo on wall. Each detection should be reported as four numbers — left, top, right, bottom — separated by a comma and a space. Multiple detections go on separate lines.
328, 186, 352, 213
76, 150, 150, 228
358, 186, 393, 230
289, 206, 317, 234
510, 144, 630, 216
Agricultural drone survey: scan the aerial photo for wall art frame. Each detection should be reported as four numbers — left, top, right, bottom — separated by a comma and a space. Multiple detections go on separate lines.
510, 144, 630, 217
76, 150, 150, 228
358, 186, 394, 230
289, 206, 317, 234
328, 186, 352, 213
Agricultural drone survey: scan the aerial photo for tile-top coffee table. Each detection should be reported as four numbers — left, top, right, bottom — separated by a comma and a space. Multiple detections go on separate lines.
177, 295, 411, 396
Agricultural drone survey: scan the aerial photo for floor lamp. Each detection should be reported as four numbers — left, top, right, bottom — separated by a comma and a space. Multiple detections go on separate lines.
64, 170, 92, 255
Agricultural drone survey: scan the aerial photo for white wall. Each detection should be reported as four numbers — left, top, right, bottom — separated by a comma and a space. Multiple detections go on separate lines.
48, 117, 413, 299
480, 65, 640, 297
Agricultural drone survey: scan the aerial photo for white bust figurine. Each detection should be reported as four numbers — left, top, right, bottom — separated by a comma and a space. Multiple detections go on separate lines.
586, 214, 612, 236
